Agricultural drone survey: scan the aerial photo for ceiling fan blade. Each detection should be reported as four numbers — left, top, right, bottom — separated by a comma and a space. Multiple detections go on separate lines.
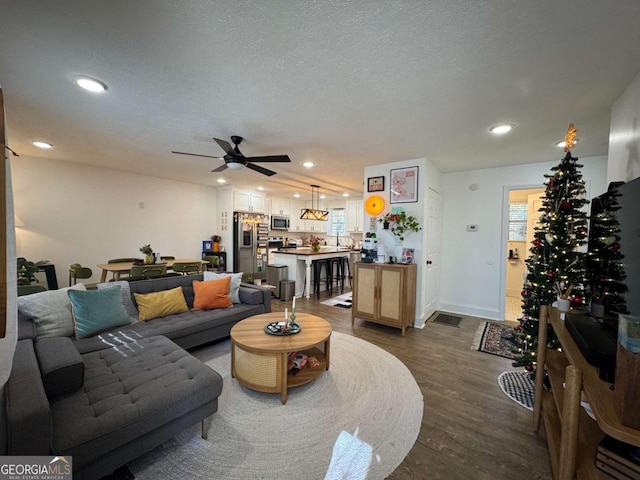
172, 150, 222, 159
213, 138, 235, 156
211, 164, 228, 172
246, 163, 277, 176
246, 155, 291, 163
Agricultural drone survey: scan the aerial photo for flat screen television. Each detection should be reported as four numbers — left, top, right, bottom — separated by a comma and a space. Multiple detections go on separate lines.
586, 177, 640, 332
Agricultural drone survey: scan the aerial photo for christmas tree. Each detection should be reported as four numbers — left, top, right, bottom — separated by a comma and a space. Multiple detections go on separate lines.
512, 124, 590, 374
585, 182, 627, 317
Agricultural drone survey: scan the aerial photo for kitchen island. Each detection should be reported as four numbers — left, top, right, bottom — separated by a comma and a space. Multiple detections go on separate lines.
273, 247, 360, 300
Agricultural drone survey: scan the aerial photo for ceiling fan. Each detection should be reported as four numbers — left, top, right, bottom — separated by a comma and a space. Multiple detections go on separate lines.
171, 135, 291, 176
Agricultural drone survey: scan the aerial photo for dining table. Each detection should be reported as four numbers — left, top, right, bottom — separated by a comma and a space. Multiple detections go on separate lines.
97, 258, 209, 282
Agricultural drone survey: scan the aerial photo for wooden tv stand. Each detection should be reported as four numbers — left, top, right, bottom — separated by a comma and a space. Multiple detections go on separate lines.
533, 306, 640, 479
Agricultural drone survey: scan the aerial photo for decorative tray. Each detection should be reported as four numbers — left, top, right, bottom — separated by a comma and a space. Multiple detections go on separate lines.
264, 322, 301, 336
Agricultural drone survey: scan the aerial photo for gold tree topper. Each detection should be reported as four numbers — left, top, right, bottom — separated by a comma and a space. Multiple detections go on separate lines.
564, 123, 577, 152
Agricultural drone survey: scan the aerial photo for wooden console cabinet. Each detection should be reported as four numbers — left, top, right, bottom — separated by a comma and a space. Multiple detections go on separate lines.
351, 262, 417, 336
533, 306, 640, 479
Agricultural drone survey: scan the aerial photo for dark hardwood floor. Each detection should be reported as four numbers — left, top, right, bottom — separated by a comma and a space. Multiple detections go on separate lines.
272, 288, 552, 480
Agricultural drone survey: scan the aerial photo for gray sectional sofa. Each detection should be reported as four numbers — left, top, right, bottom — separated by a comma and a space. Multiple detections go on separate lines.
3, 274, 271, 479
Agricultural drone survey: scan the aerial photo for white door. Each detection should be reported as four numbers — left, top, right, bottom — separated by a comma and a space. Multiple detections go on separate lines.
424, 187, 442, 319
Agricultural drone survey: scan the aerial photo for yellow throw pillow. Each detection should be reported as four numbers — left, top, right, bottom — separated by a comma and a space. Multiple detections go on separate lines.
134, 286, 189, 322
192, 277, 233, 310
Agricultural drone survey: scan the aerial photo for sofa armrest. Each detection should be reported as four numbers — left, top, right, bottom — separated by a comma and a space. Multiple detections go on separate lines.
35, 337, 85, 398
17, 311, 36, 341
239, 283, 271, 312
6, 340, 51, 455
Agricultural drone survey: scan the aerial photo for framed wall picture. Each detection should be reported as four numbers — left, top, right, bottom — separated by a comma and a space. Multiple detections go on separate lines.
390, 166, 419, 203
367, 176, 385, 192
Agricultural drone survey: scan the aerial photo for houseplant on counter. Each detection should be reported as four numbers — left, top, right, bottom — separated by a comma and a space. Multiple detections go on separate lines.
378, 211, 421, 242
139, 244, 154, 264
310, 235, 323, 252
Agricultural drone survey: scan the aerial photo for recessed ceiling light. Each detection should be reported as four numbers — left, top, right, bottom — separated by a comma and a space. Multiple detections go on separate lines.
75, 76, 108, 93
257, 186, 265, 191
489, 123, 514, 135
302, 161, 315, 168
294, 193, 300, 198
319, 194, 326, 199
217, 178, 226, 184
33, 141, 53, 149
342, 193, 349, 197
555, 138, 581, 148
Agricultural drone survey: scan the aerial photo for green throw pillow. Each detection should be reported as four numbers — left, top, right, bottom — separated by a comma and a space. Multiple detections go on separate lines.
68, 286, 131, 339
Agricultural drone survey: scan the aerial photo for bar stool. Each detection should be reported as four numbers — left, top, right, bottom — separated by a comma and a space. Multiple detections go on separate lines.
312, 259, 332, 300
329, 257, 344, 294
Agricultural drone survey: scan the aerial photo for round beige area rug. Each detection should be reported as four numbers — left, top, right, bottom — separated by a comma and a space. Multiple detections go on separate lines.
129, 331, 423, 479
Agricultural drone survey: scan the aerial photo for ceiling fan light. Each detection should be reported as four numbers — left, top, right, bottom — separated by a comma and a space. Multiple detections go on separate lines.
226, 162, 243, 170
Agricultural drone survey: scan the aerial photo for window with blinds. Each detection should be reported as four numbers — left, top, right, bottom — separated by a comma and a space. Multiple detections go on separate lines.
508, 203, 528, 241
328, 208, 346, 236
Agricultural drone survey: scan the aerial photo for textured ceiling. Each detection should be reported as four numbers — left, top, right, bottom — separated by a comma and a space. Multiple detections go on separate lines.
2, 1, 640, 199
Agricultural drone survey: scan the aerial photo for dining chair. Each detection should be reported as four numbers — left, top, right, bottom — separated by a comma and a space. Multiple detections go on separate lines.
69, 264, 93, 286
172, 262, 202, 275
106, 258, 141, 281
129, 264, 167, 281
203, 255, 221, 272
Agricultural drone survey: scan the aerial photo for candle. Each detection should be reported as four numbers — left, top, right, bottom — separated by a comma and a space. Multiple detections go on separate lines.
292, 296, 296, 312
285, 308, 288, 322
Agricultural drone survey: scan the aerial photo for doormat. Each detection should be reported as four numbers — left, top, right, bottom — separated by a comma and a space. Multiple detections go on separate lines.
320, 293, 352, 308
431, 313, 462, 327
471, 322, 517, 359
498, 371, 534, 411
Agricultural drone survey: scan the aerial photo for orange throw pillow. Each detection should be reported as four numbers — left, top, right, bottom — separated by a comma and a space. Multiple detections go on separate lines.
192, 277, 233, 310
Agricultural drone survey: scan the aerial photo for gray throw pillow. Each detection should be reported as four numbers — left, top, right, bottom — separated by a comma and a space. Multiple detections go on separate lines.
204, 271, 243, 303
97, 280, 139, 321
18, 283, 87, 338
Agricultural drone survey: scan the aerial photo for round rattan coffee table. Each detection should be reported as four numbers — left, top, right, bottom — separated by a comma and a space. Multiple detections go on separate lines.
230, 312, 332, 404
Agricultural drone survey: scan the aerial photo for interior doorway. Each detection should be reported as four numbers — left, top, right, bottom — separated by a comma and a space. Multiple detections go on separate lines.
504, 187, 544, 321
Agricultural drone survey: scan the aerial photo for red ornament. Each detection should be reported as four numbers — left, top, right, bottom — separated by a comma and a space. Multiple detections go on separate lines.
571, 297, 583, 307
579, 226, 588, 233
532, 238, 542, 247
525, 364, 533, 372
521, 290, 527, 297
546, 271, 555, 278
560, 200, 571, 209
612, 243, 621, 251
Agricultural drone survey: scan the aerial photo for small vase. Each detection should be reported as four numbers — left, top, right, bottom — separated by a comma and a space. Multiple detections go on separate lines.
311, 243, 321, 252
145, 255, 154, 265
383, 221, 390, 230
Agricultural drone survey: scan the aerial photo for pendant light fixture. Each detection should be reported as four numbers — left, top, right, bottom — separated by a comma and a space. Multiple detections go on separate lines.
300, 184, 329, 221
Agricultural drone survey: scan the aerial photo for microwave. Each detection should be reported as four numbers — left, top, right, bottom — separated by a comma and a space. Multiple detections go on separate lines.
271, 215, 290, 230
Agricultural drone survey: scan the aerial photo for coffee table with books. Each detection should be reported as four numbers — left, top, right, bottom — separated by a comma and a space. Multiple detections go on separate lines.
230, 312, 332, 404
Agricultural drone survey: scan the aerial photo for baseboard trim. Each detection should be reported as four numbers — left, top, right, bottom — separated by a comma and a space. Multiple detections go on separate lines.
437, 302, 501, 321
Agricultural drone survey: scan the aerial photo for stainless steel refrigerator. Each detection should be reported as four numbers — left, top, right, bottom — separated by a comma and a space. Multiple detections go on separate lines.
233, 212, 269, 283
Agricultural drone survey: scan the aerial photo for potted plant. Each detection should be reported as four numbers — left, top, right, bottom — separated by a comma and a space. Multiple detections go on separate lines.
310, 235, 323, 252
139, 244, 154, 264
17, 257, 49, 286
378, 211, 421, 242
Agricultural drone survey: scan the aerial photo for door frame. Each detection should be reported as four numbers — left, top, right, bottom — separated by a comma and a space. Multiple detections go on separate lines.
498, 184, 546, 322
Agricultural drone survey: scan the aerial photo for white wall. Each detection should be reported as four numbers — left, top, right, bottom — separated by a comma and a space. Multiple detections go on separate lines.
439, 155, 608, 321
12, 156, 218, 286
363, 158, 442, 328
608, 70, 640, 183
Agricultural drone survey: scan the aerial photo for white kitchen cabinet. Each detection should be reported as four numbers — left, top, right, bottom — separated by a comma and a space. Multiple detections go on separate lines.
346, 200, 364, 232
288, 200, 305, 232
234, 191, 266, 213
269, 197, 291, 216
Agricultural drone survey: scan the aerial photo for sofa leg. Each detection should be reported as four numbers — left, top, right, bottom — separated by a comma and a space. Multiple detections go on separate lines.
201, 415, 213, 439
